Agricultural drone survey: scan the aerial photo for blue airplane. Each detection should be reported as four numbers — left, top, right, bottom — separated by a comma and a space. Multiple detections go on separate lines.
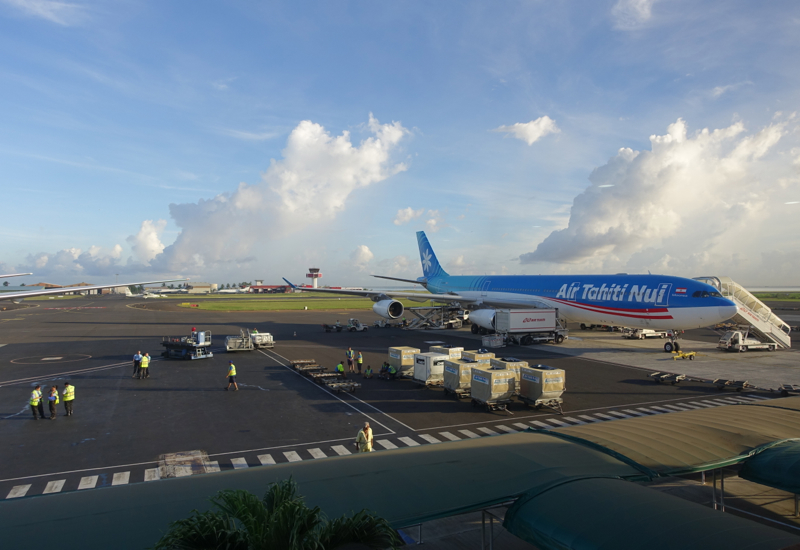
285, 231, 738, 333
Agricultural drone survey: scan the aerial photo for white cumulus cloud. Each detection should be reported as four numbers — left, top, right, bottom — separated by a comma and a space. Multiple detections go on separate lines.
126, 220, 167, 264
393, 207, 424, 226
492, 116, 560, 146
520, 117, 800, 283
349, 245, 374, 271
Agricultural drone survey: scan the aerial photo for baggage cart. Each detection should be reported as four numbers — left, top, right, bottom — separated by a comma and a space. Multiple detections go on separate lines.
442, 386, 471, 398
324, 380, 361, 393
471, 395, 513, 413
309, 372, 344, 385
713, 379, 753, 392
649, 372, 687, 385
517, 395, 564, 415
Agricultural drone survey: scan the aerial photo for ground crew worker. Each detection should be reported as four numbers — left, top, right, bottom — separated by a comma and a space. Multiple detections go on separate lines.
387, 364, 398, 380
356, 351, 363, 375
48, 385, 60, 420
226, 361, 238, 391
336, 361, 345, 378
30, 385, 44, 420
132, 350, 142, 378
62, 383, 75, 416
364, 365, 373, 379
252, 328, 258, 334
139, 352, 151, 379
345, 347, 354, 373
355, 422, 373, 453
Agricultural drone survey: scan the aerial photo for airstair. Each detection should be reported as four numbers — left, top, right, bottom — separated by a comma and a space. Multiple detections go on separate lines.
694, 276, 792, 349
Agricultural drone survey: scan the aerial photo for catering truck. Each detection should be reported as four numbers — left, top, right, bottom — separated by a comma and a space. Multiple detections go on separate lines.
495, 309, 568, 346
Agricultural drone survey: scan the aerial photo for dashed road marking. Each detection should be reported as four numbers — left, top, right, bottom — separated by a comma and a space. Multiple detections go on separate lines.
578, 415, 601, 422
606, 411, 632, 419
331, 445, 351, 456
258, 454, 275, 465
7, 485, 31, 499
545, 418, 571, 427
418, 434, 441, 444
439, 432, 460, 441
206, 462, 220, 473
230, 458, 249, 469
376, 440, 397, 450
637, 407, 662, 414
459, 429, 479, 438
477, 427, 498, 436
77, 476, 98, 490
308, 448, 327, 459
513, 422, 531, 430
622, 409, 646, 416
43, 480, 65, 494
561, 417, 586, 425
112, 472, 130, 486
283, 451, 302, 463
144, 468, 160, 482
689, 401, 715, 408
398, 436, 420, 447
593, 413, 617, 421
495, 425, 518, 433
530, 421, 551, 429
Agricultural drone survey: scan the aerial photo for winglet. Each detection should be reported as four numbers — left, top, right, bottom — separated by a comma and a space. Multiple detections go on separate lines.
282, 278, 297, 289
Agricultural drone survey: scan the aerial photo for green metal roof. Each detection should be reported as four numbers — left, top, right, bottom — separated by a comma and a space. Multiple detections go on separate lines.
740, 439, 800, 495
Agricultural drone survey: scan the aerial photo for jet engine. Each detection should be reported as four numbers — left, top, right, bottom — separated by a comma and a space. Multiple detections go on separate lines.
373, 299, 404, 319
469, 309, 496, 331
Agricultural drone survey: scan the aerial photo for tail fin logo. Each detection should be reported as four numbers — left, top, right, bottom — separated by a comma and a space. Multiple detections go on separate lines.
422, 250, 432, 272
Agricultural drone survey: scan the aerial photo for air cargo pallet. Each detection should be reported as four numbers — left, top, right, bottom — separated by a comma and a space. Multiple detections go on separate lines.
471, 396, 513, 414
324, 380, 361, 394
649, 372, 687, 385
443, 387, 471, 399
309, 372, 344, 385
518, 396, 564, 415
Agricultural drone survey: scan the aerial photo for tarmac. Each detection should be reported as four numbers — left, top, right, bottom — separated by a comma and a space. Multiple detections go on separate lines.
1, 294, 799, 547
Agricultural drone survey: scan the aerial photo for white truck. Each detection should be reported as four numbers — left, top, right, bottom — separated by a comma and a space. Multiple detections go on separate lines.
624, 328, 670, 340
718, 328, 777, 352
495, 309, 568, 346
346, 318, 369, 332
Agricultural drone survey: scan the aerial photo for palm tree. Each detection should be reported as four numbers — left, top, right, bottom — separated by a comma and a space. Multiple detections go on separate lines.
152, 478, 400, 550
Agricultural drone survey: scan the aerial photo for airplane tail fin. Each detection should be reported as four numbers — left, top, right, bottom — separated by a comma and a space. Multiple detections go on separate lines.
416, 231, 449, 278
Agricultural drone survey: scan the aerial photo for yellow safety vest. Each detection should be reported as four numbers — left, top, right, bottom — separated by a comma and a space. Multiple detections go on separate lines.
50, 391, 59, 405
140, 356, 150, 368
336, 363, 344, 373
63, 386, 75, 401
228, 364, 236, 376
30, 390, 42, 406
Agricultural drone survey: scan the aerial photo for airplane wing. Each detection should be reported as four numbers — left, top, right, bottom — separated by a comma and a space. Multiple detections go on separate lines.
282, 278, 464, 303
371, 275, 427, 286
0, 273, 33, 278
0, 278, 189, 302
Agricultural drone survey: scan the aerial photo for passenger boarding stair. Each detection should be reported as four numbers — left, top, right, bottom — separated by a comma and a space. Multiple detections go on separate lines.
695, 276, 792, 349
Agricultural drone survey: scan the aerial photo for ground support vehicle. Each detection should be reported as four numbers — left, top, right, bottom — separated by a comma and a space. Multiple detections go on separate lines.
309, 372, 344, 385
672, 351, 696, 361
489, 309, 568, 346
322, 323, 343, 332
291, 359, 324, 376
718, 328, 778, 352
373, 319, 398, 328
713, 379, 753, 392
346, 318, 369, 332
471, 396, 513, 413
251, 332, 274, 349
579, 324, 622, 331
649, 372, 687, 385
777, 384, 800, 397
161, 330, 213, 360
625, 329, 670, 340
517, 395, 564, 415
442, 386, 471, 399
323, 380, 361, 393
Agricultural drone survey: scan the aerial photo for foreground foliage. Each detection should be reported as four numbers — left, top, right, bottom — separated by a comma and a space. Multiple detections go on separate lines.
153, 479, 400, 550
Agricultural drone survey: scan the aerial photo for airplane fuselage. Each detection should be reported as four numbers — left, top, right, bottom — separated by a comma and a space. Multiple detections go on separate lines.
426, 273, 737, 330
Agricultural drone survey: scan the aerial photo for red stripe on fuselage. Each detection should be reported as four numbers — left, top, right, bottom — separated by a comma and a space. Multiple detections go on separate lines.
546, 297, 674, 320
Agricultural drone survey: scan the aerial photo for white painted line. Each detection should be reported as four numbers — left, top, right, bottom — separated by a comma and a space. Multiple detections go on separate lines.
727, 397, 757, 403
495, 425, 518, 433
258, 454, 276, 465
733, 396, 759, 402
578, 415, 602, 422
331, 445, 352, 456
606, 411, 632, 419
636, 407, 662, 414
283, 451, 302, 463
419, 434, 441, 444
712, 398, 741, 404
308, 448, 327, 459
477, 427, 499, 435
43, 480, 65, 494
673, 403, 701, 409
459, 429, 480, 438
398, 437, 420, 447
144, 468, 160, 482
42, 357, 63, 361
174, 466, 193, 477
688, 401, 715, 408
701, 400, 729, 407
6, 485, 31, 499
77, 476, 98, 490
513, 422, 531, 430
650, 406, 675, 413
546, 418, 571, 427
205, 461, 220, 473
230, 458, 249, 469
622, 409, 646, 416
439, 432, 460, 441
661, 404, 691, 411
112, 472, 130, 486
561, 417, 586, 425
593, 413, 618, 421
744, 394, 770, 400
376, 440, 397, 450
530, 421, 551, 429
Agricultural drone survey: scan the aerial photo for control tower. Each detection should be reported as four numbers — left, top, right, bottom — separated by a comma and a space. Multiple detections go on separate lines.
306, 268, 322, 289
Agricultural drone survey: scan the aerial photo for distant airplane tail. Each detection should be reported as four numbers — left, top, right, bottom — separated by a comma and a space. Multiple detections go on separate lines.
416, 231, 448, 279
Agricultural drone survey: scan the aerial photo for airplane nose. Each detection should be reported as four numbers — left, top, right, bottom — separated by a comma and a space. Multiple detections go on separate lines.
719, 301, 737, 322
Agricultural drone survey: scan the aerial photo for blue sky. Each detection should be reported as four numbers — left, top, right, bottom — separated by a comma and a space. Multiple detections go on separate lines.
1, 0, 798, 286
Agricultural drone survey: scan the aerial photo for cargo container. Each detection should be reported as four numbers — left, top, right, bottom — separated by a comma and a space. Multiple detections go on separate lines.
429, 345, 463, 359
470, 366, 516, 402
489, 357, 528, 386
442, 359, 479, 397
413, 353, 448, 385
518, 364, 565, 414
461, 350, 495, 363
388, 346, 420, 377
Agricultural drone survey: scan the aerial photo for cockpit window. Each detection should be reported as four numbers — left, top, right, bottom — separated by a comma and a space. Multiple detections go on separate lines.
692, 290, 722, 298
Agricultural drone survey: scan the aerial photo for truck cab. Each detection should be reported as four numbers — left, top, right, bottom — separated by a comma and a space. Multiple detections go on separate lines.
718, 329, 777, 352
